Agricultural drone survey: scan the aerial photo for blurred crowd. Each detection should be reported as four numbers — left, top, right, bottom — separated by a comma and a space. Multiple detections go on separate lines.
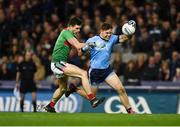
0, 0, 180, 86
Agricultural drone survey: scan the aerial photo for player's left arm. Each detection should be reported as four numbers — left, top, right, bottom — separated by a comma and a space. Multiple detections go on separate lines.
118, 34, 132, 43
118, 20, 136, 43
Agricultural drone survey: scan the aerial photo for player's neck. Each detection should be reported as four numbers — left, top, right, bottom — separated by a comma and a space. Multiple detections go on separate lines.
99, 34, 108, 41
99, 34, 105, 39
66, 27, 74, 33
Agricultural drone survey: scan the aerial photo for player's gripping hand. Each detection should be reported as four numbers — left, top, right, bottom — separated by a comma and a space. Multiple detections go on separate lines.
88, 41, 105, 48
81, 42, 95, 52
82, 41, 105, 52
88, 42, 96, 47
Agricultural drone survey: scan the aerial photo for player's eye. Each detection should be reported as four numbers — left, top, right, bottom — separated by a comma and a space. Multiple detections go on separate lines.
106, 32, 112, 35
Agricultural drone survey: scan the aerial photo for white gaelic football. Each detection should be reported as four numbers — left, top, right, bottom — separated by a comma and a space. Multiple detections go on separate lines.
122, 20, 136, 35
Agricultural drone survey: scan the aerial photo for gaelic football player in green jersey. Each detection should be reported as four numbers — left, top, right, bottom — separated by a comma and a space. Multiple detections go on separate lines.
44, 17, 105, 112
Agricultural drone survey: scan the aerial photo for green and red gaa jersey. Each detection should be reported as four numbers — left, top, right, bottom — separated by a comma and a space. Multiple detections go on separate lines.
51, 29, 75, 62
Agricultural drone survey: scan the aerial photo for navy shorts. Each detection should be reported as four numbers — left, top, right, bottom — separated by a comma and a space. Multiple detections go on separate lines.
88, 66, 113, 84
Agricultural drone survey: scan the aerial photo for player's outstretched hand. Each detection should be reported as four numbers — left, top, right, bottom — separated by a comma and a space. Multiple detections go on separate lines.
119, 34, 129, 43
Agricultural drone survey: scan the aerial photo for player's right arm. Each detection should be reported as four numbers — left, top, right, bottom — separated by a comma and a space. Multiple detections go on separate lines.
63, 30, 99, 52
62, 30, 86, 50
67, 37, 86, 50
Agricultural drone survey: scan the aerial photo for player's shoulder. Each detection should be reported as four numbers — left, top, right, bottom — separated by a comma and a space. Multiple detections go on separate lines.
61, 29, 70, 34
87, 35, 100, 42
110, 34, 119, 41
111, 34, 118, 39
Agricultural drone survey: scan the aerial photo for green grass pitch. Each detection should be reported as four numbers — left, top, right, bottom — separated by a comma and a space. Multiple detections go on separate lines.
0, 112, 180, 126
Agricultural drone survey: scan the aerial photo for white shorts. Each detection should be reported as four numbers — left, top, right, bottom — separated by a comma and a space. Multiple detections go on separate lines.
51, 61, 66, 78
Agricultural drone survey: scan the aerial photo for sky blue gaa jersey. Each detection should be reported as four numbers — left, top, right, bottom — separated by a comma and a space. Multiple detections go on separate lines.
86, 35, 119, 69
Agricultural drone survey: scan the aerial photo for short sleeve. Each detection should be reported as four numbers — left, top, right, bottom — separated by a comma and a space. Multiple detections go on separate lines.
112, 35, 119, 44
86, 38, 91, 44
62, 30, 75, 40
86, 36, 97, 44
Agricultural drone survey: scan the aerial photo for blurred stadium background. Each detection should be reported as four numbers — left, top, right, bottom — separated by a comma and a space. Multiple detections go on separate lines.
0, 0, 180, 115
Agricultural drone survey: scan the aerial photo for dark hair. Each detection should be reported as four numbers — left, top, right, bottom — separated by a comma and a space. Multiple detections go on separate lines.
100, 23, 113, 30
68, 17, 82, 26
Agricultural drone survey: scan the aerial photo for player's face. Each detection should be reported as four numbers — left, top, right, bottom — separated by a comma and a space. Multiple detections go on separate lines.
71, 25, 81, 35
100, 29, 112, 41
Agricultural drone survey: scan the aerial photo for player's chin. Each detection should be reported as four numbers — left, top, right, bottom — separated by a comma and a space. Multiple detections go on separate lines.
105, 37, 110, 41
74, 31, 79, 34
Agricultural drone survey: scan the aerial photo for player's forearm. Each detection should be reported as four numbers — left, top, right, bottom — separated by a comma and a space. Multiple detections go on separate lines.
76, 42, 86, 49
67, 38, 86, 50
